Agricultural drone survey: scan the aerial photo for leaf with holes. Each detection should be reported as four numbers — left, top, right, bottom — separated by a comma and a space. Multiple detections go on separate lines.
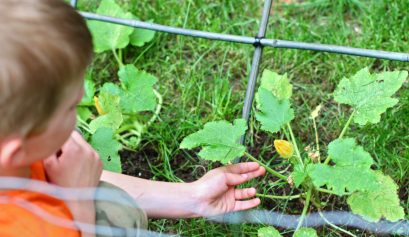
333, 68, 407, 125
307, 138, 378, 195
180, 119, 247, 164
91, 127, 122, 173
347, 171, 404, 222
255, 88, 294, 134
87, 0, 134, 53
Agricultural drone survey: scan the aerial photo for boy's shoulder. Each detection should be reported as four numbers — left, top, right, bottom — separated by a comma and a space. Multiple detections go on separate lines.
0, 161, 80, 236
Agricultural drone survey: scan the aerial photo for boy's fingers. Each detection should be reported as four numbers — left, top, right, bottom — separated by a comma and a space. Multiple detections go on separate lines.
225, 162, 260, 174
225, 173, 247, 186
225, 167, 265, 186
233, 198, 261, 212
234, 188, 256, 200
243, 167, 266, 181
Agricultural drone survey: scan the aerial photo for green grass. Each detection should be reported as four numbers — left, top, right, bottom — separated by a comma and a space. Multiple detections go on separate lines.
79, 0, 409, 236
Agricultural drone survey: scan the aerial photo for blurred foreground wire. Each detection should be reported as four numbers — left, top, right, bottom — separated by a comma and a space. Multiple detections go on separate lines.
1, 178, 409, 236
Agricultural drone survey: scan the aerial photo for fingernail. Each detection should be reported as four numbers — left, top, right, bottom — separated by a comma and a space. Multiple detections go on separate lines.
241, 174, 248, 179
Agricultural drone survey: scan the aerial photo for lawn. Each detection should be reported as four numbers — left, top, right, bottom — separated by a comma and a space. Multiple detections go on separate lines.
77, 0, 409, 236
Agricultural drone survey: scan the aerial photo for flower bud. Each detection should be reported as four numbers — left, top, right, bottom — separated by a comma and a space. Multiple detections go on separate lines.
94, 96, 106, 115
274, 140, 294, 158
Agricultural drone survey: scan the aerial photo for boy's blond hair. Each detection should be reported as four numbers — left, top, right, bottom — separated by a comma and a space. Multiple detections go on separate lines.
0, 0, 92, 138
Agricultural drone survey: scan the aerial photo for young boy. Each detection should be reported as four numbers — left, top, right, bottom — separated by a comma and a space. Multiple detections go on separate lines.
0, 0, 265, 236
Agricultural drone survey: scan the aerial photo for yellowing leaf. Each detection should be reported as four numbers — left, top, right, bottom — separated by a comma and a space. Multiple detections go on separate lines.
310, 104, 322, 119
259, 70, 292, 100
347, 171, 404, 222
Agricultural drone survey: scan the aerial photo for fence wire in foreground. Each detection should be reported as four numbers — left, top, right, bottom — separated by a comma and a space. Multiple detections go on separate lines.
2, 178, 409, 237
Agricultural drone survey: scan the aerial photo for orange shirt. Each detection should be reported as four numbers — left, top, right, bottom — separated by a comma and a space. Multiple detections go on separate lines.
0, 161, 81, 237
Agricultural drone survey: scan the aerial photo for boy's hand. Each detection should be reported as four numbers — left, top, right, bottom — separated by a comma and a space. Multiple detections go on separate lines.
44, 131, 102, 237
192, 162, 265, 217
44, 130, 102, 188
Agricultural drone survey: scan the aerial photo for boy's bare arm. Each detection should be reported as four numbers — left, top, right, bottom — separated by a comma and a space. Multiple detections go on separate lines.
101, 162, 265, 219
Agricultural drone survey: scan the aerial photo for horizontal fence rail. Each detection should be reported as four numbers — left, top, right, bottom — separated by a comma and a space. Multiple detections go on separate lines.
81, 11, 409, 62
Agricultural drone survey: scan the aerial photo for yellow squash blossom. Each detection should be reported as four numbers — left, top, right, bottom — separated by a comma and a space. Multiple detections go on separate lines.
94, 96, 106, 115
274, 140, 294, 158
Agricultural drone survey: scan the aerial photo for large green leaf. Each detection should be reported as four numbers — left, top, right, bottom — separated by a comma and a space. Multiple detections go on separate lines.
180, 119, 247, 164
347, 172, 404, 222
255, 88, 294, 134
307, 138, 378, 195
130, 28, 155, 47
258, 226, 282, 237
87, 0, 134, 53
293, 228, 318, 237
259, 70, 292, 100
118, 64, 157, 112
91, 127, 122, 173
333, 68, 407, 125
128, 15, 155, 47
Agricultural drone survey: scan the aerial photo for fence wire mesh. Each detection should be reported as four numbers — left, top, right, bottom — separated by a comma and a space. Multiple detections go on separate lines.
77, 0, 409, 146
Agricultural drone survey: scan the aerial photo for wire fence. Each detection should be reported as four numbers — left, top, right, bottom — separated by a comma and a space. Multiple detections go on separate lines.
74, 0, 409, 150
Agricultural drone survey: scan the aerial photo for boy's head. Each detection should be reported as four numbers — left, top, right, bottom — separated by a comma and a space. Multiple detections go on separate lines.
0, 0, 92, 168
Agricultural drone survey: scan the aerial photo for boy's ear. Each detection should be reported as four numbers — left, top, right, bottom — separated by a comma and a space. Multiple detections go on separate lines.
0, 138, 26, 168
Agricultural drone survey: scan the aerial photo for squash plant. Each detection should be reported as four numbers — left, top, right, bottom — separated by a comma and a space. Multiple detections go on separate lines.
77, 0, 161, 173
180, 68, 408, 236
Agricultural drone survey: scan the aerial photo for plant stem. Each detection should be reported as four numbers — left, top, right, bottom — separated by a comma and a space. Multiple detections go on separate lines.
296, 186, 312, 230
324, 110, 355, 165
339, 110, 355, 139
146, 89, 163, 127
112, 49, 123, 67
115, 135, 137, 151
317, 188, 351, 196
244, 152, 287, 182
286, 123, 304, 168
318, 211, 357, 237
76, 116, 92, 134
118, 49, 123, 64
256, 193, 301, 200
312, 117, 320, 163
115, 124, 135, 135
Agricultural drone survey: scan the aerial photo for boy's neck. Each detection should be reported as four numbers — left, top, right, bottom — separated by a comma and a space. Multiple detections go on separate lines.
0, 166, 30, 178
